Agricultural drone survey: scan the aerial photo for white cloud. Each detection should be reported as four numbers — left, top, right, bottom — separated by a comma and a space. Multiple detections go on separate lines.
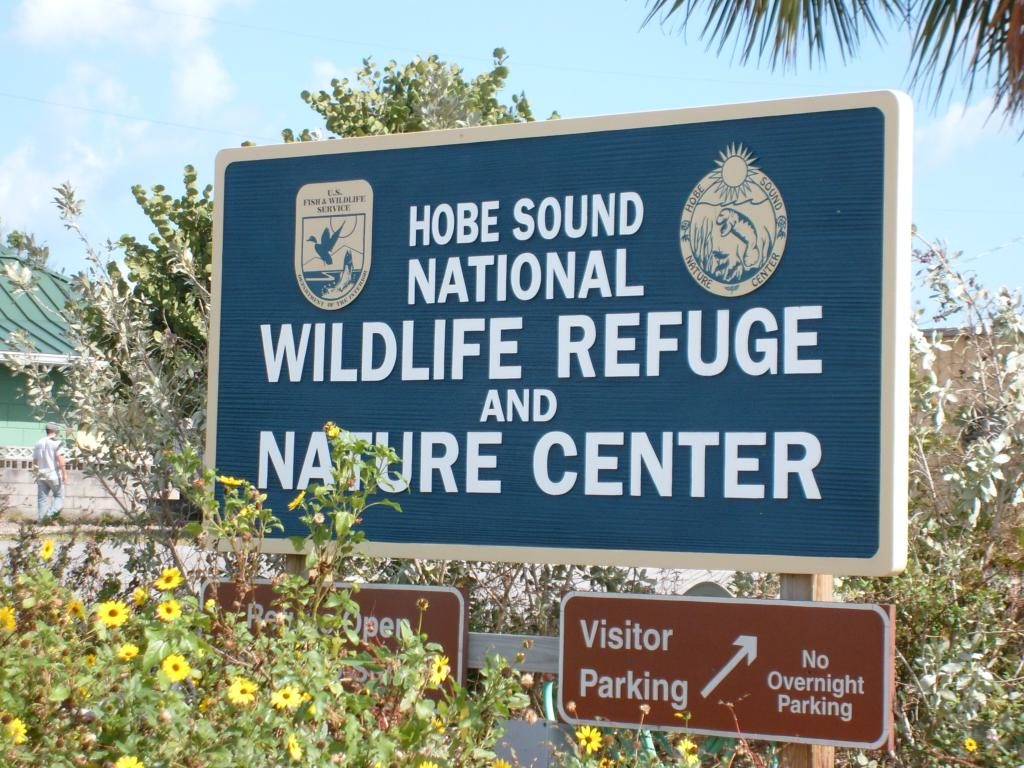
0, 144, 55, 233
13, 0, 239, 50
13, 0, 142, 44
172, 47, 235, 118
66, 62, 135, 111
914, 99, 1002, 170
310, 59, 355, 89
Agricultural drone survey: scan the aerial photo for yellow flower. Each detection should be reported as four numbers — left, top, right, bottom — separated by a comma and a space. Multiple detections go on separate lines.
67, 599, 85, 620
132, 587, 148, 606
217, 475, 243, 487
161, 653, 191, 682
96, 600, 130, 628
678, 737, 698, 755
0, 605, 16, 632
493, 760, 512, 768
117, 643, 140, 662
156, 599, 182, 622
324, 421, 341, 439
287, 732, 302, 761
205, 598, 217, 612
288, 489, 306, 511
115, 757, 145, 768
576, 724, 602, 755
85, 654, 97, 666
419, 763, 439, 768
4, 717, 27, 744
432, 716, 445, 733
429, 654, 450, 687
964, 737, 978, 753
271, 685, 303, 710
40, 539, 55, 561
227, 676, 258, 706
154, 567, 184, 591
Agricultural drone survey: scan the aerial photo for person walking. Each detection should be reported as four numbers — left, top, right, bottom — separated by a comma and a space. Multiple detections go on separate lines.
33, 421, 67, 523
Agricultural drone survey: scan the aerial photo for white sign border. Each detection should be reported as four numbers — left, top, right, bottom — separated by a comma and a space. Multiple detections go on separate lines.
208, 90, 911, 577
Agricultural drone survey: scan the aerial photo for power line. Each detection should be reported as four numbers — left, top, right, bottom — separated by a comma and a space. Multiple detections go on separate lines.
0, 89, 279, 143
123, 3, 832, 90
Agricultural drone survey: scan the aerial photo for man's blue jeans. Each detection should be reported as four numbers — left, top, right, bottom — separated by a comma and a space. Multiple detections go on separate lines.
37, 478, 64, 522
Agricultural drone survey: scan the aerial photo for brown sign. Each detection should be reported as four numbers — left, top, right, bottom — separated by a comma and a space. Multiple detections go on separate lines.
560, 593, 894, 748
202, 581, 468, 682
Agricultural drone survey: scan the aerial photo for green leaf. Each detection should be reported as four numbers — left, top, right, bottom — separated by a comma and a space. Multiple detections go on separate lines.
47, 684, 71, 703
142, 635, 169, 672
414, 698, 435, 719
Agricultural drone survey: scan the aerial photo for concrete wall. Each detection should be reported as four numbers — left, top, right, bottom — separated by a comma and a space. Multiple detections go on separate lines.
0, 458, 126, 522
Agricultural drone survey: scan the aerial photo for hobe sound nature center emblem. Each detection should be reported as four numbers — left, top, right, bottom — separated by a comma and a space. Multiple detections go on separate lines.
679, 145, 787, 297
295, 179, 374, 310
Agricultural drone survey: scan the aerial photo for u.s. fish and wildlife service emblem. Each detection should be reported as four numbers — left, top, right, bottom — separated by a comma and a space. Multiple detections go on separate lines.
679, 145, 787, 297
295, 180, 373, 310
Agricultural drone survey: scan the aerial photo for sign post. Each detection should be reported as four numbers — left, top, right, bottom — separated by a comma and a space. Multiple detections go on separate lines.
780, 574, 836, 768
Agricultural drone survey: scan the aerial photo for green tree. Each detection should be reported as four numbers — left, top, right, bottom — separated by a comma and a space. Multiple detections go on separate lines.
10, 49, 563, 580
283, 47, 549, 142
0, 220, 49, 268
8, 180, 209, 578
836, 241, 1024, 766
643, 0, 1024, 125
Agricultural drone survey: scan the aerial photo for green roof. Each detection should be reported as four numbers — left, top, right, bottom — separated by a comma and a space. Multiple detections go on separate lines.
0, 248, 74, 358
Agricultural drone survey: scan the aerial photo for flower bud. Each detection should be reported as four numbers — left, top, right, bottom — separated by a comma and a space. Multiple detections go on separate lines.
520, 673, 534, 688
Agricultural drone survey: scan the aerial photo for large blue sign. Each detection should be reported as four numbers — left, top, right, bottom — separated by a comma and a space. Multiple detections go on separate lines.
209, 92, 911, 575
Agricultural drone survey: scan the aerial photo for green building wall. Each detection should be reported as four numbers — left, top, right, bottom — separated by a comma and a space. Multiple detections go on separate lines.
0, 367, 64, 447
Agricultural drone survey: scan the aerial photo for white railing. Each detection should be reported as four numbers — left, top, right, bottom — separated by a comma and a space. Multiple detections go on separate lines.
0, 446, 34, 469
0, 445, 80, 470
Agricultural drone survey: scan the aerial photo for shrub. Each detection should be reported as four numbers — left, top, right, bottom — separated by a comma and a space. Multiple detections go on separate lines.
0, 425, 528, 767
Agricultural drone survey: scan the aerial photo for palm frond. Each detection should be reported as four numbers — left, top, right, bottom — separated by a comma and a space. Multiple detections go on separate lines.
910, 0, 1024, 122
643, 0, 899, 67
644, 0, 1024, 126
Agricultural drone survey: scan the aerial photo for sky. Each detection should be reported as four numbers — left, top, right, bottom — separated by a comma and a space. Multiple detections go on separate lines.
1, 0, 1021, 313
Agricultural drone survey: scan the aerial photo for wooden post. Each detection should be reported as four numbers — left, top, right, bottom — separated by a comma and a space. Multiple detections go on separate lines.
284, 553, 306, 576
779, 574, 835, 768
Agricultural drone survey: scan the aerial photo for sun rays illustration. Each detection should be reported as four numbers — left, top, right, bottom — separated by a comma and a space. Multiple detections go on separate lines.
709, 144, 760, 204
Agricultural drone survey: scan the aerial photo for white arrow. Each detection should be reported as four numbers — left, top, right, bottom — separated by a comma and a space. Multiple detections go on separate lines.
700, 635, 758, 699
